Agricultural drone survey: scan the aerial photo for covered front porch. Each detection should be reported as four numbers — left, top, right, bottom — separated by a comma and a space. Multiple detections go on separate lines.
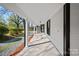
0, 3, 64, 56
17, 33, 61, 56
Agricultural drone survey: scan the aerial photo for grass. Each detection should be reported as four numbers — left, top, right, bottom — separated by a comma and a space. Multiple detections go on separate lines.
0, 41, 18, 52
0, 32, 24, 43
0, 32, 24, 52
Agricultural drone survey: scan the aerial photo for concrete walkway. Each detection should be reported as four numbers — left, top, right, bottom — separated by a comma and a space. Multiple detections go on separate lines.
17, 33, 61, 56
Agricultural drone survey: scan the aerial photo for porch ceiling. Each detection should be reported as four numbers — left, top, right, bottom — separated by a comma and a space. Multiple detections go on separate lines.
0, 3, 64, 25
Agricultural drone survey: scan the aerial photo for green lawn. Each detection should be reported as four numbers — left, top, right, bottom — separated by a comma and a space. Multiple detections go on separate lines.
0, 34, 24, 52
0, 32, 24, 43
0, 41, 17, 52
0, 32, 24, 53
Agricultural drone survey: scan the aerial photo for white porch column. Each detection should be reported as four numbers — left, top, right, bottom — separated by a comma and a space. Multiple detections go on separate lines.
25, 20, 28, 47
33, 24, 36, 34
45, 22, 47, 34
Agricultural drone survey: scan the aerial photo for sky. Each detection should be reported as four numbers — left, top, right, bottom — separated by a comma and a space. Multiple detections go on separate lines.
0, 6, 13, 23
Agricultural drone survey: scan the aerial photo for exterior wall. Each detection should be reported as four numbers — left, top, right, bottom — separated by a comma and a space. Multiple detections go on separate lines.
50, 7, 63, 55
70, 4, 79, 55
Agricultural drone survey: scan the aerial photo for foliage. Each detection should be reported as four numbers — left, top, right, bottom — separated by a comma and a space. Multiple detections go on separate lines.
0, 15, 9, 34
0, 16, 6, 26
0, 25, 9, 34
0, 6, 24, 36
8, 14, 24, 35
29, 27, 34, 31
9, 29, 24, 36
9, 14, 23, 28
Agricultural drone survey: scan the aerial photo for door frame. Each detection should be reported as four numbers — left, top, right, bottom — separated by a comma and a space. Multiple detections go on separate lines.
63, 3, 70, 56
46, 19, 51, 35
40, 24, 45, 33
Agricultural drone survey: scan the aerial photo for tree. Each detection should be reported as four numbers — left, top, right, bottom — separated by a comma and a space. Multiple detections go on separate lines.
8, 14, 23, 35
0, 16, 9, 34
0, 15, 4, 24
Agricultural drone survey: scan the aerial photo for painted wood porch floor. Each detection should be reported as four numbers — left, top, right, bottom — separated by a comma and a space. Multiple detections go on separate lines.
17, 33, 61, 56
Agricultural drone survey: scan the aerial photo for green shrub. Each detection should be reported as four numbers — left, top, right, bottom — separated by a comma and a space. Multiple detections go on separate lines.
9, 29, 16, 36
0, 25, 9, 34
9, 29, 24, 36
